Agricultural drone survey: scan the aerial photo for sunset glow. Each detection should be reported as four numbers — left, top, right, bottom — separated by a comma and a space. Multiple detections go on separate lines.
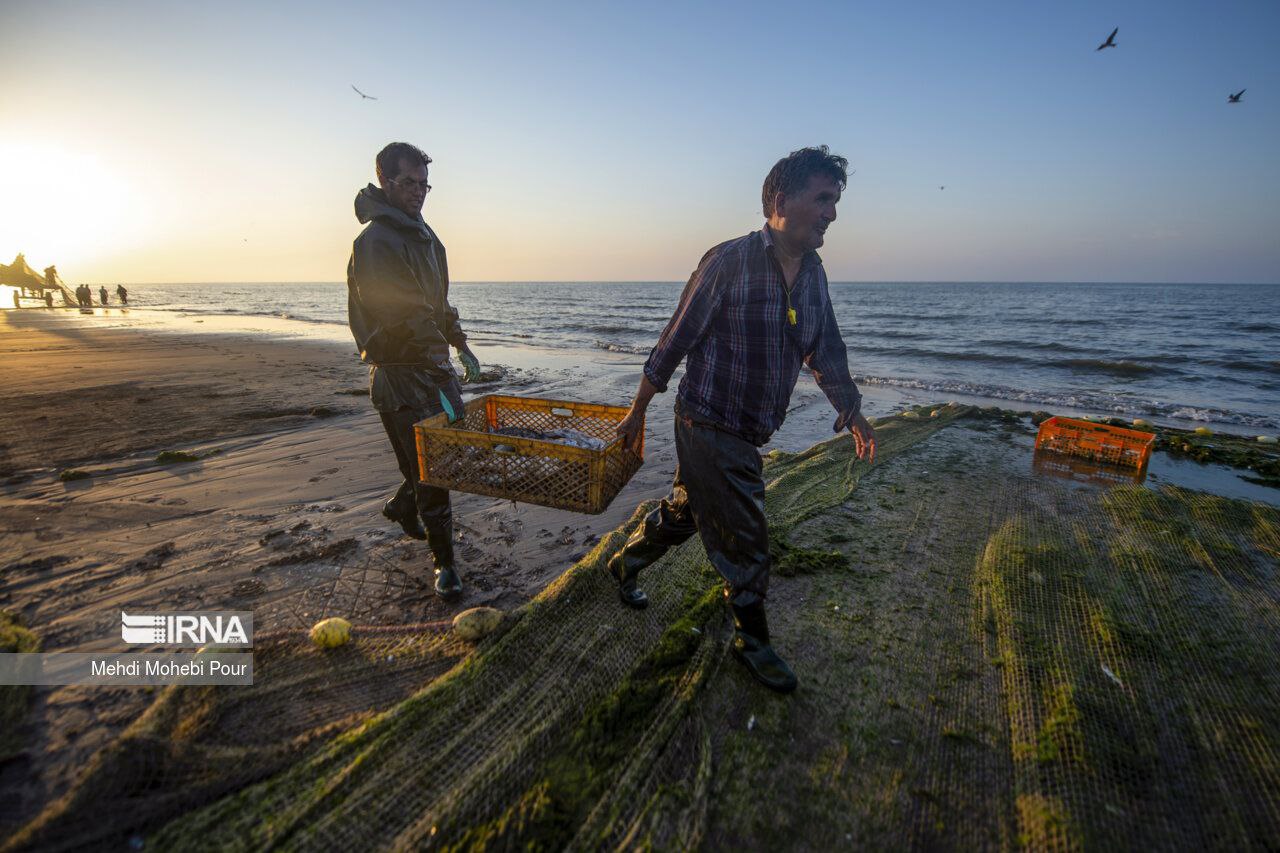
2, 0, 1277, 284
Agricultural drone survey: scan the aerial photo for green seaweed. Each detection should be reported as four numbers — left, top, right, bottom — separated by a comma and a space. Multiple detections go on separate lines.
447, 588, 722, 851
773, 544, 848, 577
155, 448, 222, 465
1034, 680, 1083, 764
14, 405, 1280, 851
155, 450, 200, 464
1, 612, 40, 762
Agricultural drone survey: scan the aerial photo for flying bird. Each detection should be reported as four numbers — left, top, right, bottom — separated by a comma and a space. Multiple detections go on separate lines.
351, 85, 377, 100
1096, 27, 1118, 51
939, 185, 946, 190
1228, 89, 1245, 103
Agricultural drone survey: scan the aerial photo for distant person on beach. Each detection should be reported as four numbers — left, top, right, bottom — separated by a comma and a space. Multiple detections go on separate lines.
346, 141, 483, 600
116, 284, 128, 305
608, 146, 877, 695
75, 285, 89, 307
44, 291, 53, 308
99, 286, 109, 306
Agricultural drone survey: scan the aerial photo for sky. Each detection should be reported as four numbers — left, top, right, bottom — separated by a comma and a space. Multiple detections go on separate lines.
1, 0, 1278, 284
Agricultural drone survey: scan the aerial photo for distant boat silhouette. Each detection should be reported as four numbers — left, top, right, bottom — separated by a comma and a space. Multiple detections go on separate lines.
1096, 27, 1118, 51
351, 85, 377, 100
1228, 89, 1246, 103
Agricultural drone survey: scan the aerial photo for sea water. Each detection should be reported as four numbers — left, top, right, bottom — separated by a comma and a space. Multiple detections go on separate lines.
116, 281, 1280, 431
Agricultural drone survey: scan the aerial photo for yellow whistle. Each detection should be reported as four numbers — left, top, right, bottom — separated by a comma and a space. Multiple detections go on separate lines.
787, 308, 797, 326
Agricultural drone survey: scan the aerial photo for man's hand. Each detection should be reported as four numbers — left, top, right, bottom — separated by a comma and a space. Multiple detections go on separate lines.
616, 405, 645, 452
457, 346, 482, 384
616, 375, 658, 452
834, 409, 877, 463
437, 379, 465, 424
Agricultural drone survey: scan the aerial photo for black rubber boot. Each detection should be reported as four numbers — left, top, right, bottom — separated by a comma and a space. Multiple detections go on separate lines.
428, 524, 463, 599
731, 602, 797, 694
606, 529, 670, 610
382, 483, 427, 541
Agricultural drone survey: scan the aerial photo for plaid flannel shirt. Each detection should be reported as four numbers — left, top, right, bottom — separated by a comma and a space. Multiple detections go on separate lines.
643, 226, 862, 445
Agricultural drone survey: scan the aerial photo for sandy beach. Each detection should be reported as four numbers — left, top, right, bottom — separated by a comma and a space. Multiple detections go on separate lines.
2, 307, 1278, 844
0, 307, 914, 826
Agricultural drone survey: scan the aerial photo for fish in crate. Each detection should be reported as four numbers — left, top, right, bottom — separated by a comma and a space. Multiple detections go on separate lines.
415, 394, 644, 513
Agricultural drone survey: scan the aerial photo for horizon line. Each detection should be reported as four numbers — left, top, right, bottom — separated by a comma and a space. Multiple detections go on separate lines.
68, 279, 1280, 287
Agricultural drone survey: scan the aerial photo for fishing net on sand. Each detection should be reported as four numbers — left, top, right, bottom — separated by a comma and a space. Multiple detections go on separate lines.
7, 406, 1279, 850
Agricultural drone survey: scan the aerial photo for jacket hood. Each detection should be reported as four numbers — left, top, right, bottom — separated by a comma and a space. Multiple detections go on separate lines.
354, 184, 430, 238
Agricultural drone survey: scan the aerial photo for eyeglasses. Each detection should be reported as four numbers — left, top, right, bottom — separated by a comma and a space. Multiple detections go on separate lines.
391, 177, 432, 193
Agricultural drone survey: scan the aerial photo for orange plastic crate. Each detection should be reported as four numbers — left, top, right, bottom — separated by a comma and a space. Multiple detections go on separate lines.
1034, 416, 1155, 470
414, 394, 644, 514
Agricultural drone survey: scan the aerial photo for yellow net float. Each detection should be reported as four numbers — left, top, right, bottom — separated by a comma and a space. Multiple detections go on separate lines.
309, 617, 352, 649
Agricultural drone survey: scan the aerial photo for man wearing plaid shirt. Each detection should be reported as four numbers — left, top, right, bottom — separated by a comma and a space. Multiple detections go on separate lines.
610, 146, 876, 694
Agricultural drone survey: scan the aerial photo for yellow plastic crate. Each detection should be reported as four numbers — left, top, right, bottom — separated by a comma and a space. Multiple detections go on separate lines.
414, 394, 644, 514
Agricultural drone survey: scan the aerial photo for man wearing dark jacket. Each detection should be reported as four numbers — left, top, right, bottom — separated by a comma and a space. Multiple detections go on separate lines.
347, 142, 482, 598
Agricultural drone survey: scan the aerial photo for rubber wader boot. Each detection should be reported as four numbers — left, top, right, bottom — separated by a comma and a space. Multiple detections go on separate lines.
429, 525, 462, 598
382, 484, 427, 541
606, 529, 669, 610
731, 602, 797, 694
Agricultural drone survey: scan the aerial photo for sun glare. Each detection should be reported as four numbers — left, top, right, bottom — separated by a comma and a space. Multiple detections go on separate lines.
0, 142, 151, 276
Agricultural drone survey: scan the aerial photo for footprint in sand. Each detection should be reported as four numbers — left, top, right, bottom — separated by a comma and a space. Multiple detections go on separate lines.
232, 578, 266, 597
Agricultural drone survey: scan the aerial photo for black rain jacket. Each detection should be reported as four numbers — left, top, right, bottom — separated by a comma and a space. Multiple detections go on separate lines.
347, 184, 467, 374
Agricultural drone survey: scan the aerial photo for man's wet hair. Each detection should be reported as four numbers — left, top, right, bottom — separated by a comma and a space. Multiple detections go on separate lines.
376, 142, 432, 183
761, 146, 849, 217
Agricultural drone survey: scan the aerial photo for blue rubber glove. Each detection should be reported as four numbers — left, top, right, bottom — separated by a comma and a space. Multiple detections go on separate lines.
458, 346, 482, 384
438, 380, 465, 424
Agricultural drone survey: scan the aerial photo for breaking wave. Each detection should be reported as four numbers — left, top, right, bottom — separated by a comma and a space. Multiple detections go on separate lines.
592, 340, 651, 355
850, 374, 1277, 429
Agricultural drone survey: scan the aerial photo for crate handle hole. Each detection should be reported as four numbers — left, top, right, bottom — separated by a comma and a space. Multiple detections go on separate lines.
551, 407, 573, 417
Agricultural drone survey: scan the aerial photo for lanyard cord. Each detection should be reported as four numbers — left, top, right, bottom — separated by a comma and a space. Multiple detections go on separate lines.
771, 238, 800, 326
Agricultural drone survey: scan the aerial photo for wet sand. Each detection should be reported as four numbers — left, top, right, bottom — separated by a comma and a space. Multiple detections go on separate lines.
0, 308, 912, 824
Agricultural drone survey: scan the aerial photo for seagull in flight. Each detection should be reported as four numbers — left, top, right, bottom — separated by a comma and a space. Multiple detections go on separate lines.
351, 85, 378, 100
1228, 89, 1246, 103
939, 185, 946, 190
1096, 27, 1118, 51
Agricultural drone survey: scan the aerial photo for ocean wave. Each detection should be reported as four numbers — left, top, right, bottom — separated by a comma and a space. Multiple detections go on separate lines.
1052, 358, 1162, 377
850, 374, 1277, 429
565, 322, 658, 335
862, 329, 934, 341
972, 338, 1094, 354
1226, 322, 1279, 334
846, 344, 1036, 366
1212, 359, 1280, 375
847, 345, 1177, 377
132, 304, 349, 327
592, 340, 651, 355
1017, 317, 1106, 326
246, 310, 346, 327
854, 311, 972, 322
